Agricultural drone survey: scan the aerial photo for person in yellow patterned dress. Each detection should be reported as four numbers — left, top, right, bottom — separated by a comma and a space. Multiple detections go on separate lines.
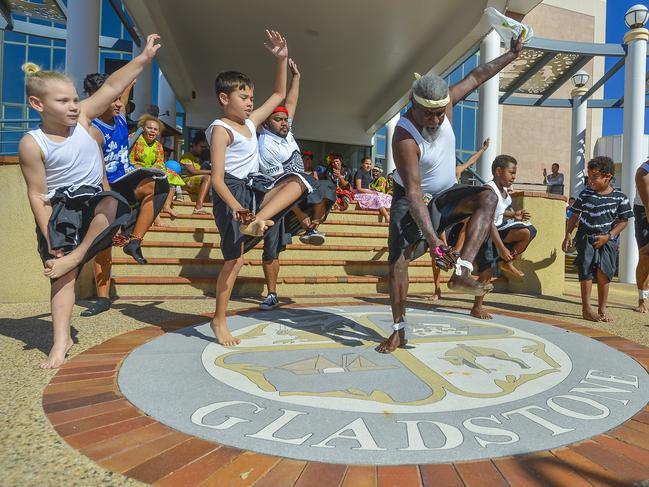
130, 114, 184, 217
180, 132, 211, 214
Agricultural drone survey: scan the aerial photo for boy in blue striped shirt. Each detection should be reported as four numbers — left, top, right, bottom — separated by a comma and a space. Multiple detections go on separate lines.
563, 156, 633, 322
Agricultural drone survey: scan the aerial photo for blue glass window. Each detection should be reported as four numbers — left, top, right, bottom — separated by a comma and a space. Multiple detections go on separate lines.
27, 35, 51, 46
52, 49, 65, 71
101, 0, 122, 38
4, 31, 26, 42
3, 44, 26, 103
27, 46, 51, 71
376, 137, 386, 157
461, 106, 476, 151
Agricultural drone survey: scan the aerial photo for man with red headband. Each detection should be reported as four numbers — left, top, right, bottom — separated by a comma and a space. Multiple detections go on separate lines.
376, 34, 524, 354
258, 59, 335, 310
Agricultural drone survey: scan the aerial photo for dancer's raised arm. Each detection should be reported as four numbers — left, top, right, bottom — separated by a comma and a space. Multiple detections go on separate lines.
250, 30, 288, 126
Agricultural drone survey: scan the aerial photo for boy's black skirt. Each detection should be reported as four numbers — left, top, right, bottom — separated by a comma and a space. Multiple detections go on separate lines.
36, 185, 131, 266
212, 173, 310, 261
574, 229, 618, 282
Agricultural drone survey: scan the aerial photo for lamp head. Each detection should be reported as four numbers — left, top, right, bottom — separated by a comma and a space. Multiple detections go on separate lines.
625, 4, 649, 29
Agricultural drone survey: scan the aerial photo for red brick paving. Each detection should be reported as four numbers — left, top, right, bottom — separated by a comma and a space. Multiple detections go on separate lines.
41, 303, 649, 486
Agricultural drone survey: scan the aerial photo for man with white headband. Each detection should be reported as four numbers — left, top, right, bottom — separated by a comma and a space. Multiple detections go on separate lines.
376, 34, 524, 354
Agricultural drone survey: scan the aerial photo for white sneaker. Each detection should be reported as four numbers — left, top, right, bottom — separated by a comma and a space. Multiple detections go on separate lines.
259, 293, 280, 310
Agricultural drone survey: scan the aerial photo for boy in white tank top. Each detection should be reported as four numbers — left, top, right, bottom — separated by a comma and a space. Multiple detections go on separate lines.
472, 155, 537, 320
206, 30, 310, 347
17, 35, 161, 369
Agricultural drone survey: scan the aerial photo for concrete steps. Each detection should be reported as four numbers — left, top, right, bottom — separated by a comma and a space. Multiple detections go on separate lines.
112, 275, 444, 298
110, 200, 411, 298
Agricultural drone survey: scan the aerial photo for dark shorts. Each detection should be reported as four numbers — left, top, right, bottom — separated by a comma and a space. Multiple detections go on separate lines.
634, 205, 649, 249
574, 230, 618, 282
36, 185, 131, 266
262, 174, 336, 261
213, 173, 308, 261
110, 168, 169, 236
388, 183, 488, 263
475, 222, 538, 274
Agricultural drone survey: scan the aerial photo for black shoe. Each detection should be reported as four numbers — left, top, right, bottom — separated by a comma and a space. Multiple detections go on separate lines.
123, 238, 147, 264
80, 298, 111, 317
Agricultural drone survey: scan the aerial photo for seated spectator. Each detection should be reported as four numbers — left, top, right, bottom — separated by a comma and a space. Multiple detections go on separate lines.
302, 150, 319, 179
325, 154, 353, 210
353, 157, 391, 222
180, 132, 211, 214
370, 166, 387, 192
130, 114, 184, 218
386, 171, 394, 195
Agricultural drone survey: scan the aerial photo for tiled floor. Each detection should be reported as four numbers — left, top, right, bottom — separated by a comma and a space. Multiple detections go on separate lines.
41, 302, 649, 487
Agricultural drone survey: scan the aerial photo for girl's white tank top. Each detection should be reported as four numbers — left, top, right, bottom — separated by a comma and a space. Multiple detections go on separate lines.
27, 123, 103, 198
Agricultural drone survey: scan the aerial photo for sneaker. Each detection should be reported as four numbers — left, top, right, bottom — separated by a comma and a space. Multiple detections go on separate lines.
299, 229, 326, 246
80, 298, 111, 317
259, 293, 280, 310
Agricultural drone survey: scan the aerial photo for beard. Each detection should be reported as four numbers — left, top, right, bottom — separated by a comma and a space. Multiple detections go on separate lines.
421, 126, 441, 143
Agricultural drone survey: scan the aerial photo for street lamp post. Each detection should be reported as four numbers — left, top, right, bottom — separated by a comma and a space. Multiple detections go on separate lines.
569, 69, 589, 199
620, 4, 649, 284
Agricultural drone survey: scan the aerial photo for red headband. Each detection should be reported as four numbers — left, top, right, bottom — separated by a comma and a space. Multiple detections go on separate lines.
271, 106, 288, 115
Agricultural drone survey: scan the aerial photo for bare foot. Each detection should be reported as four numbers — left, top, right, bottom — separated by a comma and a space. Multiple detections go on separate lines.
210, 320, 241, 346
470, 305, 493, 320
240, 219, 274, 237
598, 307, 611, 322
634, 300, 648, 313
40, 339, 73, 369
431, 288, 442, 301
153, 216, 163, 226
163, 207, 178, 218
500, 261, 525, 278
44, 253, 82, 279
375, 329, 408, 354
448, 270, 493, 296
582, 306, 601, 322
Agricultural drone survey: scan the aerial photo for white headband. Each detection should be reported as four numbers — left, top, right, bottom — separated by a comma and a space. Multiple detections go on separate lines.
412, 72, 450, 109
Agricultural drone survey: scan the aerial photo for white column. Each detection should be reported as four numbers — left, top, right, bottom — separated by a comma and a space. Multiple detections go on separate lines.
385, 112, 399, 174
569, 87, 588, 198
131, 40, 152, 119
157, 70, 176, 128
620, 27, 649, 284
477, 30, 500, 182
65, 0, 99, 96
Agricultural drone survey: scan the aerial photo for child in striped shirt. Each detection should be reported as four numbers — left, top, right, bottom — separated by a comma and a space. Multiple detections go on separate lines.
563, 156, 633, 322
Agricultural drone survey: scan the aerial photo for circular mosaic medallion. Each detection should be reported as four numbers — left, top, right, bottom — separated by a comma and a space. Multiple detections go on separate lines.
118, 305, 649, 465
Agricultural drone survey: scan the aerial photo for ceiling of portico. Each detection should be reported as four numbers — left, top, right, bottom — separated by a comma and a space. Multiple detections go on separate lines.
124, 0, 542, 145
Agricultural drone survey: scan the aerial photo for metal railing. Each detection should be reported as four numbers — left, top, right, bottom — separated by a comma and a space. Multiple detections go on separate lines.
0, 118, 39, 156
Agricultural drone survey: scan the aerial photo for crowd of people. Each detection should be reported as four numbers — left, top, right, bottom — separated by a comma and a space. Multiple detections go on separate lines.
16, 27, 649, 369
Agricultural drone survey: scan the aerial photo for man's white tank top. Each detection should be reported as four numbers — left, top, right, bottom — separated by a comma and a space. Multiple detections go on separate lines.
393, 116, 456, 195
485, 180, 512, 226
205, 118, 260, 179
27, 123, 103, 198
